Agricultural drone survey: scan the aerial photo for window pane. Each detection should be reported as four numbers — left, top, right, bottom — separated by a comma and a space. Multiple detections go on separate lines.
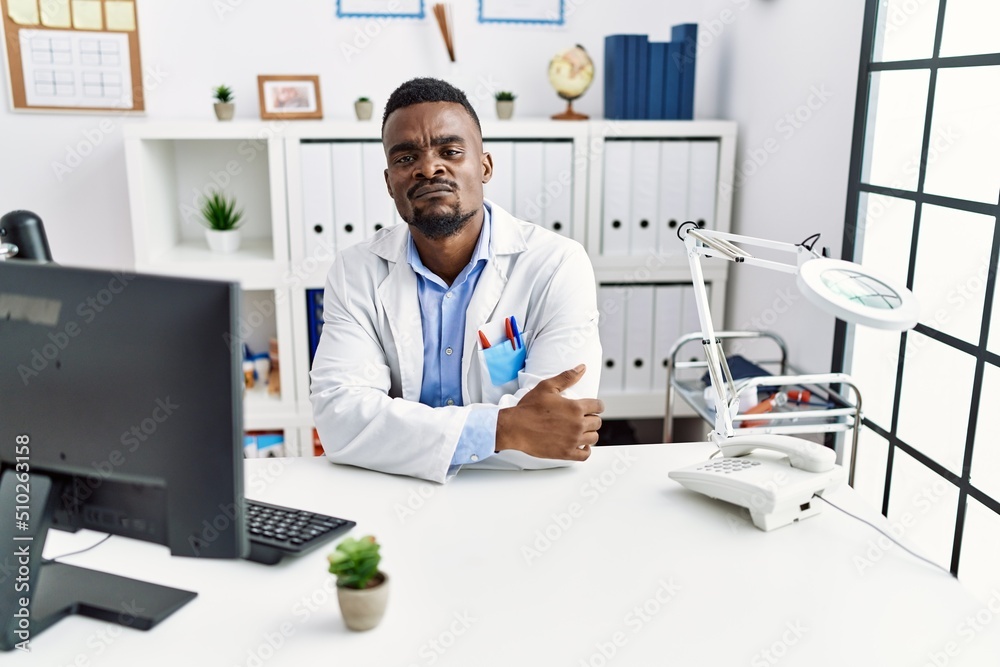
897, 332, 973, 474
912, 204, 994, 344
940, 0, 1000, 58
861, 70, 930, 192
971, 362, 1000, 500
855, 192, 914, 286
849, 327, 901, 428
873, 0, 940, 62
989, 248, 1000, 355
957, 498, 1000, 604
886, 449, 959, 570
852, 425, 890, 512
924, 66, 1000, 205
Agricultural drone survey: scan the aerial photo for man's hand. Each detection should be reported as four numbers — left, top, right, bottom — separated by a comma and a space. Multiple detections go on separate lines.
495, 364, 605, 461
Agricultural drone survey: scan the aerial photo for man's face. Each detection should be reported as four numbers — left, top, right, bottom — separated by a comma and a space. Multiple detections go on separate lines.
383, 102, 493, 239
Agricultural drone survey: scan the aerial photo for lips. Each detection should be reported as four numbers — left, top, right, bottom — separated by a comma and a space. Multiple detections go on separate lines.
409, 181, 455, 200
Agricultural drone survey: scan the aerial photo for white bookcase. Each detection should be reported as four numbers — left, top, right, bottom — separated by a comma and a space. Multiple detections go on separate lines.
123, 119, 737, 454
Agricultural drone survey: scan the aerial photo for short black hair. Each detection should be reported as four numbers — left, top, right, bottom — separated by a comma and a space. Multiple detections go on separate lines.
382, 77, 481, 135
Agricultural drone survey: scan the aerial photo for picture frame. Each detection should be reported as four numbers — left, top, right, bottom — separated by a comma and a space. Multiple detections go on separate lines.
257, 75, 323, 120
478, 0, 564, 25
336, 0, 424, 19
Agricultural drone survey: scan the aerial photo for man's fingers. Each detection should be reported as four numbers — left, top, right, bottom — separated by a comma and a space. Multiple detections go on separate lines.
538, 364, 586, 393
578, 398, 605, 416
582, 414, 602, 433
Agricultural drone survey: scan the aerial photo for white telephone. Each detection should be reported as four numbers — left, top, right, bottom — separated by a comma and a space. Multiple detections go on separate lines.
668, 434, 845, 531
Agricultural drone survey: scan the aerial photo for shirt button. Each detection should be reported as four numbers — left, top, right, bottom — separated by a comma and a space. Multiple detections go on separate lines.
470, 454, 479, 462
445, 347, 453, 355
445, 292, 454, 299
446, 398, 455, 406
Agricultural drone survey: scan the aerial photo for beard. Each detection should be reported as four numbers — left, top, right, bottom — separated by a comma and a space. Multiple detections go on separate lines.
405, 179, 476, 240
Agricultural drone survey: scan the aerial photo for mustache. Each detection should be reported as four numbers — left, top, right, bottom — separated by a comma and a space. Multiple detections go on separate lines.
407, 178, 457, 199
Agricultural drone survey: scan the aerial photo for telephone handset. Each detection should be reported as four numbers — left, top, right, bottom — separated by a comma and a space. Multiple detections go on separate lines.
668, 434, 845, 531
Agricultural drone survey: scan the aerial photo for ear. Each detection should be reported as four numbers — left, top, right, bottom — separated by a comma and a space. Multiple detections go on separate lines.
481, 151, 494, 185
384, 168, 392, 197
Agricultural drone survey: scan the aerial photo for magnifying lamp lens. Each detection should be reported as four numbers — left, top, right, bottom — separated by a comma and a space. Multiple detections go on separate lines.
820, 269, 903, 310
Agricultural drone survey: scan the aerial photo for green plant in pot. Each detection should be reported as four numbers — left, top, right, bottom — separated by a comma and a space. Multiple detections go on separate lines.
495, 91, 516, 120
200, 190, 244, 254
213, 85, 235, 121
355, 96, 373, 121
328, 535, 388, 631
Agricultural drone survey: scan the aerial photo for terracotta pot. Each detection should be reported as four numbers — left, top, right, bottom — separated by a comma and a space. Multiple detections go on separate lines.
336, 572, 389, 631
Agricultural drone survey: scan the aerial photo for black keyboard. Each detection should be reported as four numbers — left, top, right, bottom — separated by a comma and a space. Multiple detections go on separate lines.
245, 499, 356, 565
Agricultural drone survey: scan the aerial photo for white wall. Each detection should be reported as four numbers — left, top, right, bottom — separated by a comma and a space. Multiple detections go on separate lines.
0, 0, 864, 372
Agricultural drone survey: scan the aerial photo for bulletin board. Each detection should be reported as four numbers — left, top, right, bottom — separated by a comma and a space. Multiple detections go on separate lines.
1, 0, 144, 112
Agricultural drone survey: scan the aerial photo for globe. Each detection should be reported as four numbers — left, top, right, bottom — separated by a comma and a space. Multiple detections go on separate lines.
548, 44, 594, 120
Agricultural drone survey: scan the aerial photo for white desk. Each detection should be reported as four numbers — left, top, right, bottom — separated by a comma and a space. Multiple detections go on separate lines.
11, 443, 1000, 666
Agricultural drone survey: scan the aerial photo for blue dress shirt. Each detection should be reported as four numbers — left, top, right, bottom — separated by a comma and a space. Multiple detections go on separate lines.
407, 205, 499, 466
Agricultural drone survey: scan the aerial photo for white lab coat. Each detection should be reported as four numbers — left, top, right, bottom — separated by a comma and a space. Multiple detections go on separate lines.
309, 202, 601, 483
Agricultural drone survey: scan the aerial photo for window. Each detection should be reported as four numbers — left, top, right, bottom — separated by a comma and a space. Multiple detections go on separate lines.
839, 0, 1000, 601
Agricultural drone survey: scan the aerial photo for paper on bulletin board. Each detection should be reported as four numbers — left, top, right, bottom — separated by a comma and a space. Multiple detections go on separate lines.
0, 0, 145, 112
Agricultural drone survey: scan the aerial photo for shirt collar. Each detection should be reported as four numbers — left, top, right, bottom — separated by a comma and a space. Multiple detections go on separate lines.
407, 204, 492, 286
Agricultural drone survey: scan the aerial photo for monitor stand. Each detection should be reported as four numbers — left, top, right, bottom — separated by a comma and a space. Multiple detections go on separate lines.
0, 471, 196, 651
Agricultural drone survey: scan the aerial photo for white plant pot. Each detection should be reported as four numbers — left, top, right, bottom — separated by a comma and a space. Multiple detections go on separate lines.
204, 228, 241, 254
214, 102, 235, 121
336, 573, 389, 631
355, 101, 373, 121
496, 100, 514, 120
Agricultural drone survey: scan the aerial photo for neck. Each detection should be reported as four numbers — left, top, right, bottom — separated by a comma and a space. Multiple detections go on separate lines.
411, 208, 485, 285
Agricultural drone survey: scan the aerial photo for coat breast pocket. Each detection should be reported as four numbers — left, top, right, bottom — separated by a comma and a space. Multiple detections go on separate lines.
476, 337, 528, 403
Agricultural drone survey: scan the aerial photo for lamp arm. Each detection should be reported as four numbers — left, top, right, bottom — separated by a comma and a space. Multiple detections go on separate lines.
685, 233, 739, 438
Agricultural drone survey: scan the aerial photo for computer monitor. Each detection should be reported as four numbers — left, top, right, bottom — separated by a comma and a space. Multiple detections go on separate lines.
0, 261, 247, 651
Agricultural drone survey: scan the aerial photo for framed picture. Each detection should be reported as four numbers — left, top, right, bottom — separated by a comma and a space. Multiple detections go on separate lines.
336, 0, 424, 19
478, 0, 564, 25
257, 75, 323, 120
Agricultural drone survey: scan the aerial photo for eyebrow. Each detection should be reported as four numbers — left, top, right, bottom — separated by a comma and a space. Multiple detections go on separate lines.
387, 135, 466, 155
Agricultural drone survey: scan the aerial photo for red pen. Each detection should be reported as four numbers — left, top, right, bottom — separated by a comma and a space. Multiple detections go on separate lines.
504, 318, 516, 350
478, 330, 491, 349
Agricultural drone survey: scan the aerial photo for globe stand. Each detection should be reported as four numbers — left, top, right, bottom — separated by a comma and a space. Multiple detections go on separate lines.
552, 98, 588, 121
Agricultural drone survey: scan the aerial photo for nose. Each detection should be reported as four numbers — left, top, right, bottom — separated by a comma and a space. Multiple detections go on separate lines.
413, 152, 445, 179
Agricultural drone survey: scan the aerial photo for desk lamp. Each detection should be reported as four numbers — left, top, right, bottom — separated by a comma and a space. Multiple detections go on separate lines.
668, 223, 918, 530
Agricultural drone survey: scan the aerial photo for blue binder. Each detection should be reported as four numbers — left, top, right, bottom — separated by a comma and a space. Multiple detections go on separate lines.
665, 41, 682, 120
604, 35, 629, 119
647, 41, 668, 119
306, 288, 324, 364
633, 35, 649, 119
671, 23, 698, 120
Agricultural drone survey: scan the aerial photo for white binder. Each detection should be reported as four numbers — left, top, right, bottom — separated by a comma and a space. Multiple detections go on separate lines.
542, 141, 573, 236
361, 142, 394, 237
483, 141, 514, 213
597, 285, 627, 395
657, 140, 691, 255
623, 285, 655, 393
652, 285, 684, 391
687, 141, 719, 231
331, 142, 366, 251
300, 142, 335, 261
513, 142, 545, 224
601, 141, 632, 255
630, 141, 660, 254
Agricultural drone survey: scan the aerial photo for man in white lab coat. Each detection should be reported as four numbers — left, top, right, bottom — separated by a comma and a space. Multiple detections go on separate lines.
310, 78, 603, 483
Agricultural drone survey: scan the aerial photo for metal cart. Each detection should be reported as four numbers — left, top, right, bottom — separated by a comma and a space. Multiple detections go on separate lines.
663, 330, 863, 478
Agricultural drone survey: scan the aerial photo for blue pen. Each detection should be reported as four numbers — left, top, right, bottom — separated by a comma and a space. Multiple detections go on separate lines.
510, 315, 523, 350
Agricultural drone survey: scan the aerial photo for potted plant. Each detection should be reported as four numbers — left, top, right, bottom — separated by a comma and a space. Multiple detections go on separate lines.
328, 535, 388, 631
354, 96, 374, 121
495, 91, 516, 120
213, 85, 235, 121
200, 190, 244, 253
